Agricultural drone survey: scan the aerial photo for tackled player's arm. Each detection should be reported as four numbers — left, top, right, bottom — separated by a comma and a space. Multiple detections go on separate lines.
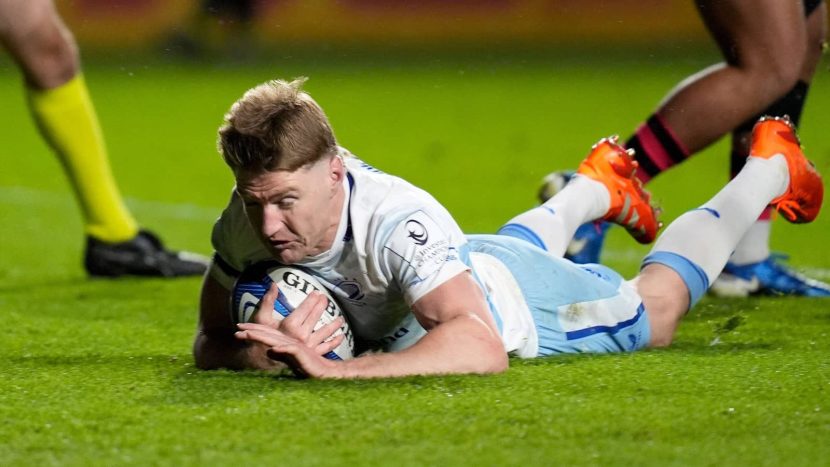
338, 271, 508, 378
193, 272, 283, 371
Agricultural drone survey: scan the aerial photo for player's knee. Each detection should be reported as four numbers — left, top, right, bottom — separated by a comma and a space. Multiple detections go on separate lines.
635, 264, 689, 348
644, 299, 684, 348
756, 59, 803, 100
645, 299, 683, 348
649, 331, 674, 348
14, 3, 80, 89
736, 43, 806, 99
30, 27, 79, 88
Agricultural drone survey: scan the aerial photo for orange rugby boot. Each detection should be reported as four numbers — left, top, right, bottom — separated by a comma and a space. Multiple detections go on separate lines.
749, 116, 823, 223
576, 136, 660, 244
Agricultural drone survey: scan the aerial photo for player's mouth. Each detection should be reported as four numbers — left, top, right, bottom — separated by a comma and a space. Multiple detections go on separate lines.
270, 240, 295, 250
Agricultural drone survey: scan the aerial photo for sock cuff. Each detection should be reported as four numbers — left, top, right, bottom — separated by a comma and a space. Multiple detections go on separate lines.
641, 251, 709, 309
28, 73, 86, 107
497, 223, 547, 251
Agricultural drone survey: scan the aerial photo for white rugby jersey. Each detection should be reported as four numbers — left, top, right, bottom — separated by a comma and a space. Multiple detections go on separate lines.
210, 148, 538, 357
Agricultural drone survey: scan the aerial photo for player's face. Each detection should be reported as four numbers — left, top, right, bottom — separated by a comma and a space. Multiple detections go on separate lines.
236, 155, 345, 264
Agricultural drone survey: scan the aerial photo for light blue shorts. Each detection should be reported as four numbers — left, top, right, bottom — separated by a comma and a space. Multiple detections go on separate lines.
466, 235, 651, 356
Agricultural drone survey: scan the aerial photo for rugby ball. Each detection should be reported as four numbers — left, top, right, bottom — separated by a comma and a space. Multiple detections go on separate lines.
231, 262, 354, 360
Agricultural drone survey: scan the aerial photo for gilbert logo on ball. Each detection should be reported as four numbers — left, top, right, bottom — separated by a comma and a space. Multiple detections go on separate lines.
232, 262, 354, 360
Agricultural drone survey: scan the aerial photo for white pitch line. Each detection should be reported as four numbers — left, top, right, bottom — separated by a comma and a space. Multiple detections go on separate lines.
0, 185, 221, 222
5, 185, 830, 279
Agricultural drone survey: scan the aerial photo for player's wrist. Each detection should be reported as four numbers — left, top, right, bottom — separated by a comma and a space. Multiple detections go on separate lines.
243, 342, 280, 370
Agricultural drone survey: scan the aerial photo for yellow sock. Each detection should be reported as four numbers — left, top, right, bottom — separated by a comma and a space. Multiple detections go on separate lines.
28, 74, 139, 243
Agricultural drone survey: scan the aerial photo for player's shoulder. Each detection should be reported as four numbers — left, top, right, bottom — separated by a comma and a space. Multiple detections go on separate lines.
211, 189, 271, 272
212, 189, 247, 238
340, 148, 465, 257
341, 147, 443, 218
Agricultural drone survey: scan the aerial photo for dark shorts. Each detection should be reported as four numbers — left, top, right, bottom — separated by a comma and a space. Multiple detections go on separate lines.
805, 0, 823, 16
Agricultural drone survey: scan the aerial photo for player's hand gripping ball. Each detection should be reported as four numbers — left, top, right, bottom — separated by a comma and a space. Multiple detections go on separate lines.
231, 263, 354, 360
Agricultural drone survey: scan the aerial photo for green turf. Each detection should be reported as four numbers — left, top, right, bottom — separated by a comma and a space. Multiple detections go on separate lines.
0, 48, 828, 466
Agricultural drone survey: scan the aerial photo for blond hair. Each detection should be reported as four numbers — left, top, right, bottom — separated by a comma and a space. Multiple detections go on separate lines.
217, 77, 336, 172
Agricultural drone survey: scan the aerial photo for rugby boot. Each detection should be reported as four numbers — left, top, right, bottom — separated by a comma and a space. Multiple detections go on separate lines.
749, 116, 823, 223
85, 229, 209, 278
710, 254, 830, 297
576, 136, 660, 244
538, 170, 610, 263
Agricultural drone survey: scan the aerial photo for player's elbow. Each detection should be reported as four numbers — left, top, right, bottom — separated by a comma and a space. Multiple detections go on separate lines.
481, 349, 509, 374
464, 320, 509, 374
192, 332, 218, 370
192, 329, 236, 371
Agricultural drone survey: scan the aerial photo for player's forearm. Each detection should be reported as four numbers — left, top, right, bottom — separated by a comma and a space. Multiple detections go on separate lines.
339, 314, 508, 378
193, 330, 281, 371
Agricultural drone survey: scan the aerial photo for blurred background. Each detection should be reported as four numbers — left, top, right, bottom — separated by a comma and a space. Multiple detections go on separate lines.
57, 0, 708, 54
1, 0, 828, 282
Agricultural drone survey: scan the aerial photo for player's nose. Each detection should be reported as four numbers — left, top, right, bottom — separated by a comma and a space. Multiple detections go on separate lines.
260, 206, 285, 238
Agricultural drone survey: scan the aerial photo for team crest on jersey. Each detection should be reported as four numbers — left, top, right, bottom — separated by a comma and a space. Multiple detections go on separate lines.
388, 211, 451, 282
405, 219, 428, 245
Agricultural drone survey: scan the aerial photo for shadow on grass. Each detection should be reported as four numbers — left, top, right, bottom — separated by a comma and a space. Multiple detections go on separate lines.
3, 338, 785, 410
7, 353, 195, 367
159, 365, 511, 405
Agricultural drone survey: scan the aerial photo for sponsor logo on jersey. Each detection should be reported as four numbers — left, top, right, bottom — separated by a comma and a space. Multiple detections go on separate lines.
413, 239, 449, 269
370, 326, 410, 348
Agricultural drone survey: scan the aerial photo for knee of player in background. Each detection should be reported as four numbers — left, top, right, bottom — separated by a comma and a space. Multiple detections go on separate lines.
726, 36, 807, 102
17, 8, 80, 90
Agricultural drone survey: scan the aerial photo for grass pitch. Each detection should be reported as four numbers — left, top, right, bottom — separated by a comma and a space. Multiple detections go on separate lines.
0, 48, 828, 466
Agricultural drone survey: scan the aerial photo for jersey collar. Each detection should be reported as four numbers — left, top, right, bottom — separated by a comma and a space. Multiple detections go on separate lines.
295, 171, 354, 268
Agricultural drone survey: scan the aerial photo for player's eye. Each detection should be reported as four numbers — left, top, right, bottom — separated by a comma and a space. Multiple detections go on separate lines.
277, 197, 297, 208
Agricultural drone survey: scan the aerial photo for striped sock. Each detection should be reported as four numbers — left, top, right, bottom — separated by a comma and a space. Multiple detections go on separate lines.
625, 114, 690, 184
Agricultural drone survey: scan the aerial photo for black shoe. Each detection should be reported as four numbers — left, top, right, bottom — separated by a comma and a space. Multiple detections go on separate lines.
84, 229, 209, 278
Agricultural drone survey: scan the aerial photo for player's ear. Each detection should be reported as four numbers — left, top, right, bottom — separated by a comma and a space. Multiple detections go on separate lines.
328, 152, 345, 185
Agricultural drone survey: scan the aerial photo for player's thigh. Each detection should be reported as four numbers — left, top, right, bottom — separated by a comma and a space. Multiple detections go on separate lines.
537, 273, 650, 355
696, 0, 806, 76
525, 263, 651, 355
467, 235, 652, 355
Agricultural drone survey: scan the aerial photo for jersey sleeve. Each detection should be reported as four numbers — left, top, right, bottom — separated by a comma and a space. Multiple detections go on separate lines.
209, 190, 273, 290
379, 209, 470, 305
